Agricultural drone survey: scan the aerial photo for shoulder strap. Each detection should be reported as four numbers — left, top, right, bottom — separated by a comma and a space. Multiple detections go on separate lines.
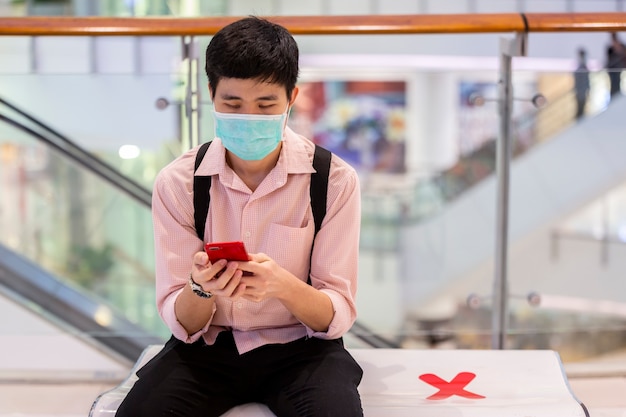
308, 145, 332, 286
193, 142, 331, 241
193, 141, 212, 241
310, 144, 331, 237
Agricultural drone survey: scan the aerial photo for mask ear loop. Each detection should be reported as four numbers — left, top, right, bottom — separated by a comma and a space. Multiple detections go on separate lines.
212, 108, 219, 141
282, 105, 292, 136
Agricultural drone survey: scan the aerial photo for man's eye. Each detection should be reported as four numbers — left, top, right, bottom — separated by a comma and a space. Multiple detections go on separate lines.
224, 103, 240, 109
259, 104, 275, 109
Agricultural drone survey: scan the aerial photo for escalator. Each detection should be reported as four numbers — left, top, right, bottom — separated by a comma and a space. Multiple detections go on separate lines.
0, 242, 161, 360
401, 93, 626, 306
359, 76, 604, 254
0, 97, 397, 363
0, 96, 164, 361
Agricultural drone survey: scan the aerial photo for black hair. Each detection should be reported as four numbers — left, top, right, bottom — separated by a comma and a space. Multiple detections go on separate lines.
205, 17, 299, 100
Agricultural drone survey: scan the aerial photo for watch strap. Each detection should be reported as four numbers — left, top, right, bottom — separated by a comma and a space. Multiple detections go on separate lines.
188, 273, 213, 299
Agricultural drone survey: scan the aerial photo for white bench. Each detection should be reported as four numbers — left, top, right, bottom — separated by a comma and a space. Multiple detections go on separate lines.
89, 345, 589, 417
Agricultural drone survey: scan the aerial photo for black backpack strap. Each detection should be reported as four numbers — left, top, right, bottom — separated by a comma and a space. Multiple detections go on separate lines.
308, 145, 331, 285
311, 145, 331, 237
193, 141, 212, 241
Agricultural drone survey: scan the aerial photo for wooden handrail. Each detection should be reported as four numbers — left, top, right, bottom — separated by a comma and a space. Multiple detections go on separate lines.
525, 12, 626, 32
0, 13, 625, 37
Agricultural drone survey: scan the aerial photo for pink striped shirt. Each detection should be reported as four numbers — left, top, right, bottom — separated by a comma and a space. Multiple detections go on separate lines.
152, 127, 361, 354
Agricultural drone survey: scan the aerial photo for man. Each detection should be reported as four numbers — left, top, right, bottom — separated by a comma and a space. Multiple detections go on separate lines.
606, 31, 626, 100
573, 47, 590, 120
116, 17, 364, 417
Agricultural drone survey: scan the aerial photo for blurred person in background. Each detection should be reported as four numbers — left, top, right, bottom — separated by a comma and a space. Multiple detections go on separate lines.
606, 32, 626, 100
573, 47, 590, 120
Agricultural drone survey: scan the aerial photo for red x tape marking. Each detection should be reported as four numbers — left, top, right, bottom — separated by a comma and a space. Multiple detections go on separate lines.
419, 372, 486, 400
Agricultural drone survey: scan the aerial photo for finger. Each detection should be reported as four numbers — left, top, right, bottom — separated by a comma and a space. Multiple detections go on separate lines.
220, 271, 244, 297
211, 261, 240, 290
240, 276, 259, 289
193, 250, 210, 267
231, 283, 247, 299
195, 259, 226, 284
212, 271, 243, 298
207, 259, 227, 279
237, 262, 256, 276
247, 252, 270, 263
217, 282, 246, 300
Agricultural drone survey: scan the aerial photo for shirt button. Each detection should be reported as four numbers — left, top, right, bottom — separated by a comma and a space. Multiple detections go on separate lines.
244, 231, 251, 238
237, 302, 243, 309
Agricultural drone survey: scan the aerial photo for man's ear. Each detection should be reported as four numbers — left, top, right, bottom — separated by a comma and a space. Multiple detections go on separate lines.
208, 83, 214, 100
289, 86, 299, 106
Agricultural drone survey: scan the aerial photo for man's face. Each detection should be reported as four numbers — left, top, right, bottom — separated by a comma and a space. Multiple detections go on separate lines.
211, 77, 298, 115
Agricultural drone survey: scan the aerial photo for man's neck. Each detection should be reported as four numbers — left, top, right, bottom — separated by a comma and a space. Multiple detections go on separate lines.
226, 143, 282, 192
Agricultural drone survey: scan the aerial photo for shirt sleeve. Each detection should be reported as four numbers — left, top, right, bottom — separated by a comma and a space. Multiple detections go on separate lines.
306, 158, 361, 339
151, 150, 216, 343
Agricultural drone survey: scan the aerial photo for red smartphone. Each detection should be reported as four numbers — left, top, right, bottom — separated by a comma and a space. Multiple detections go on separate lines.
205, 241, 249, 263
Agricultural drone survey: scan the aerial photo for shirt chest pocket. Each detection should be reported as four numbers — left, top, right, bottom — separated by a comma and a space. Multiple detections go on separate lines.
263, 221, 315, 281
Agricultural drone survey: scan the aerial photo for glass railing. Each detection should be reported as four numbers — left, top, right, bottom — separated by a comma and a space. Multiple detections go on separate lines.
359, 69, 613, 245
2, 61, 626, 364
363, 69, 611, 226
3, 0, 229, 17
0, 77, 179, 342
0, 71, 401, 351
356, 67, 626, 361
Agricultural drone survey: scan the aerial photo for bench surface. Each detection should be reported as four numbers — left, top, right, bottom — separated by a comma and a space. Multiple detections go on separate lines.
90, 345, 589, 417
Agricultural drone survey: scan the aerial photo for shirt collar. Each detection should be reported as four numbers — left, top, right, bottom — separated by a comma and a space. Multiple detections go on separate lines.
194, 126, 316, 179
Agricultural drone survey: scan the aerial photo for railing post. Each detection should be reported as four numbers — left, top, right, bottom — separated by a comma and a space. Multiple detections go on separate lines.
29, 36, 38, 73
182, 35, 200, 150
492, 32, 526, 350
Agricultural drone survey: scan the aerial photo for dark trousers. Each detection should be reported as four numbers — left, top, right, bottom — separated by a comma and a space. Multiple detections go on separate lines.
575, 94, 587, 120
116, 332, 363, 417
609, 70, 622, 97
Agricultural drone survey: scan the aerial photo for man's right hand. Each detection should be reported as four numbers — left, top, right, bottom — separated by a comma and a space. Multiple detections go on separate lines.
191, 251, 247, 299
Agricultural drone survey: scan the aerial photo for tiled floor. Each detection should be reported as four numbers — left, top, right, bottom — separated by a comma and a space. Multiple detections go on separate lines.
569, 377, 626, 417
0, 381, 116, 417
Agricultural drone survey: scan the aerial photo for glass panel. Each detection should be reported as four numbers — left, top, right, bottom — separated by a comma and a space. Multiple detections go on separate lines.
1, 31, 625, 366
558, 182, 626, 248
0, 120, 169, 338
0, 71, 189, 343
0, 73, 183, 189
349, 63, 625, 359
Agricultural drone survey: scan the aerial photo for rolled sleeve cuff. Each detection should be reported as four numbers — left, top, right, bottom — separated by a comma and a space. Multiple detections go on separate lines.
161, 291, 216, 344
306, 290, 355, 340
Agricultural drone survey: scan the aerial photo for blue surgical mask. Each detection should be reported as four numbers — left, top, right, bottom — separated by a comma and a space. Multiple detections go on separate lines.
214, 108, 289, 161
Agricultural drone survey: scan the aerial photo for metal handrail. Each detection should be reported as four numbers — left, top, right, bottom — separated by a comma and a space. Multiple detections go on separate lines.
0, 96, 153, 207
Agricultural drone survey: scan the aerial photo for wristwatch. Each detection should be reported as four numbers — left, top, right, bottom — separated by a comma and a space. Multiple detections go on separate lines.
188, 273, 213, 299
